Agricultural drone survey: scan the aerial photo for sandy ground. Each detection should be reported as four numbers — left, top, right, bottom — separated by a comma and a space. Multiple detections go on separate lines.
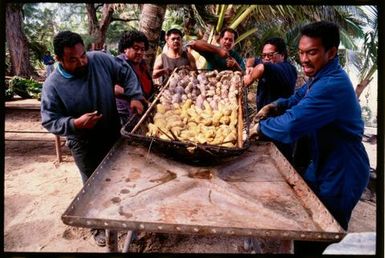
3, 108, 377, 253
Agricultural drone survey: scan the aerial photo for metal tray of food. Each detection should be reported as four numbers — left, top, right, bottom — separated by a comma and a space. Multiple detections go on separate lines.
120, 67, 250, 165
62, 138, 345, 241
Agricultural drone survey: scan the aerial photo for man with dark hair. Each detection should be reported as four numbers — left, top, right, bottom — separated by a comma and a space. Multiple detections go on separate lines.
244, 37, 297, 111
243, 37, 297, 163
115, 30, 155, 125
42, 51, 55, 77
40, 31, 144, 247
251, 21, 370, 254
153, 28, 196, 84
188, 27, 245, 71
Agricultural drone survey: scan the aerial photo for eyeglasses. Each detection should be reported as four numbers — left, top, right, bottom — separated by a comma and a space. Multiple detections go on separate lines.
261, 52, 278, 59
131, 45, 146, 53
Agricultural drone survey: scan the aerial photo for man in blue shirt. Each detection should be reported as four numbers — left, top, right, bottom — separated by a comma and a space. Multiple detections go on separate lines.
252, 21, 370, 253
188, 27, 245, 71
42, 51, 55, 77
243, 37, 298, 162
41, 31, 144, 247
243, 37, 297, 111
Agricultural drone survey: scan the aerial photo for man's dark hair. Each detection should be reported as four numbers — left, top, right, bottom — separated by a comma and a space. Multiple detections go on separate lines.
219, 27, 238, 41
300, 21, 340, 51
118, 30, 149, 53
53, 31, 84, 59
263, 37, 288, 59
166, 28, 183, 37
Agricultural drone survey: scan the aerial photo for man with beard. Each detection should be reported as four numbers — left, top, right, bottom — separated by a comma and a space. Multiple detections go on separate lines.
152, 28, 196, 84
40, 31, 144, 247
188, 27, 245, 72
251, 21, 370, 254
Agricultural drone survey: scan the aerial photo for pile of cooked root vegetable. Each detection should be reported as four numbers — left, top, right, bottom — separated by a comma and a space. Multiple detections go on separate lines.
146, 68, 243, 147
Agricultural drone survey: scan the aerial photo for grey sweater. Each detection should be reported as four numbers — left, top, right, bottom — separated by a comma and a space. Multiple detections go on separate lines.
40, 51, 143, 141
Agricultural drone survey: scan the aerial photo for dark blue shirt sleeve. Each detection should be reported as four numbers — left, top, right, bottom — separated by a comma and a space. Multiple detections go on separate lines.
260, 80, 337, 144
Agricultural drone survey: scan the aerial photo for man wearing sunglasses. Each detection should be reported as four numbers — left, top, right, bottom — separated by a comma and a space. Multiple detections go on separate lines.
243, 37, 297, 112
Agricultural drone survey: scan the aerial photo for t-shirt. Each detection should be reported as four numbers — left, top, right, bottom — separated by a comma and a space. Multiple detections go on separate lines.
256, 60, 297, 111
200, 49, 245, 71
159, 51, 190, 83
42, 55, 54, 66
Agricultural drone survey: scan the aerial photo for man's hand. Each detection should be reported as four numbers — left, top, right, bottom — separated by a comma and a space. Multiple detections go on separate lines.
226, 57, 237, 68
245, 67, 254, 75
130, 99, 144, 115
218, 48, 229, 58
162, 67, 173, 77
255, 103, 278, 121
249, 122, 261, 139
243, 74, 255, 87
114, 84, 124, 97
73, 111, 102, 129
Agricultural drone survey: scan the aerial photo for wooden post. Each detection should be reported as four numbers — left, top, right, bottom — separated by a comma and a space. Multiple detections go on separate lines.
55, 135, 62, 163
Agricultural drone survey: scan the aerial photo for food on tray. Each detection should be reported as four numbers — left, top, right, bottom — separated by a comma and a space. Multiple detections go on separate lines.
146, 68, 243, 147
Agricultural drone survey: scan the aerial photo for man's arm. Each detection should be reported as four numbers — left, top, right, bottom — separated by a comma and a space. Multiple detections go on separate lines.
114, 57, 144, 114
152, 54, 171, 79
187, 51, 197, 70
260, 83, 335, 144
243, 63, 264, 86
40, 84, 77, 136
188, 40, 228, 58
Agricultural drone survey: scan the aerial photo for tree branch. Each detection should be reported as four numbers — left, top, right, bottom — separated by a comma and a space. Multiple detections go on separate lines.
111, 17, 138, 22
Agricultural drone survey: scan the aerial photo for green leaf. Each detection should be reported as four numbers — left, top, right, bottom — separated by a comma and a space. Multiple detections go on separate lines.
235, 28, 258, 45
229, 5, 256, 30
216, 5, 227, 33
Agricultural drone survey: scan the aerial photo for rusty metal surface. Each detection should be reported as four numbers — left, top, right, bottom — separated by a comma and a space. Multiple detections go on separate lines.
62, 138, 345, 241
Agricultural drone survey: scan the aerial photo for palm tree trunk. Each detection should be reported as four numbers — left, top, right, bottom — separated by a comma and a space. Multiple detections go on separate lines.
138, 4, 167, 73
5, 3, 36, 77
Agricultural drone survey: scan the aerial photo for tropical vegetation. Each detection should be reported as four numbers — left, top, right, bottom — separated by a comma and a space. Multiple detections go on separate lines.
5, 4, 378, 126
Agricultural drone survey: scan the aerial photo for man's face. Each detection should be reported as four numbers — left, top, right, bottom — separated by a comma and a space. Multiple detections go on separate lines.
124, 42, 145, 64
166, 33, 182, 51
261, 44, 284, 64
298, 35, 336, 77
59, 43, 88, 77
219, 31, 235, 51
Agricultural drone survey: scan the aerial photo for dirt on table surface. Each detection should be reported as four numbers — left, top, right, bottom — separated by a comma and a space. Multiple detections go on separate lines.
3, 108, 377, 254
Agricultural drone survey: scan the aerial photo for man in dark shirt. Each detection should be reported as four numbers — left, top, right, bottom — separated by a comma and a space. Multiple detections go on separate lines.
244, 37, 298, 161
244, 37, 297, 111
188, 27, 245, 71
42, 51, 55, 77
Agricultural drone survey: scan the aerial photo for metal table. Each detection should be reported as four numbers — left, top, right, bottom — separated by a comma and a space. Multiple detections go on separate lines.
62, 138, 345, 252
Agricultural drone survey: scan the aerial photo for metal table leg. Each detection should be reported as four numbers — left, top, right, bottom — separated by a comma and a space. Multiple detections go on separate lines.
106, 229, 118, 252
122, 230, 134, 253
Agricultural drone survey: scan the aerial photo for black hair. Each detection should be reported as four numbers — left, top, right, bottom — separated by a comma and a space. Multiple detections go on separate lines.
53, 31, 84, 59
263, 37, 288, 59
166, 28, 183, 37
300, 21, 340, 51
118, 30, 149, 53
219, 27, 238, 41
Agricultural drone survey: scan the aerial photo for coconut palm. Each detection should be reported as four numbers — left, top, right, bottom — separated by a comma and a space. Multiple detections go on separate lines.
138, 4, 167, 72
